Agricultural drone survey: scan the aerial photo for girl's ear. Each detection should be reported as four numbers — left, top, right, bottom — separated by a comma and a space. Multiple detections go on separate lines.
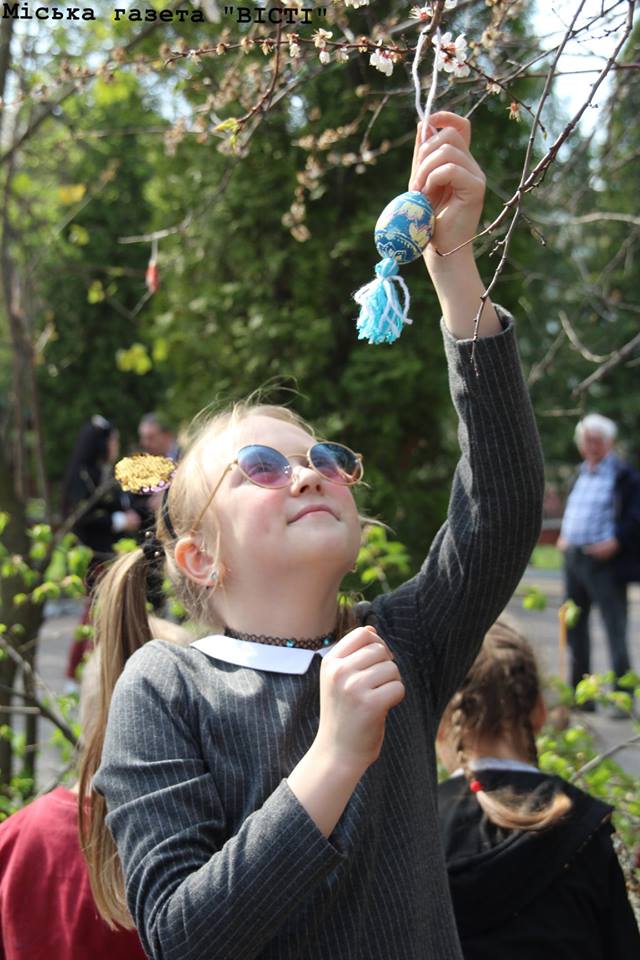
174, 536, 217, 586
530, 694, 547, 735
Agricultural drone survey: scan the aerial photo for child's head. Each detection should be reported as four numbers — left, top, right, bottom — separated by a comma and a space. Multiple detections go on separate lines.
438, 618, 545, 771
159, 401, 363, 627
438, 618, 571, 831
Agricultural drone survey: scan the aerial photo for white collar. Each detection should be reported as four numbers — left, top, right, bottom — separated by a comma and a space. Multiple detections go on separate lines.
450, 757, 540, 778
191, 633, 335, 674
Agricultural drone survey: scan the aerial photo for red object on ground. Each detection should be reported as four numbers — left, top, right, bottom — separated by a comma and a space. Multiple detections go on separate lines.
0, 787, 146, 960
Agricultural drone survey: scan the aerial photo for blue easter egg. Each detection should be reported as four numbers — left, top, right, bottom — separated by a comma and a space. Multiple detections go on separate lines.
374, 191, 434, 265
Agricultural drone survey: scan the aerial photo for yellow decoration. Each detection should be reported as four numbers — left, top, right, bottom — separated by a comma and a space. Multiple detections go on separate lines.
115, 454, 176, 494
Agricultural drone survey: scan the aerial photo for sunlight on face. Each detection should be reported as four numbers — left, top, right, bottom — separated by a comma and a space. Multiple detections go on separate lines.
200, 414, 362, 584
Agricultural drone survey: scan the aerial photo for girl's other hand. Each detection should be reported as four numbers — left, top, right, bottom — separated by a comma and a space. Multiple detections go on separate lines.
316, 626, 405, 775
409, 111, 485, 257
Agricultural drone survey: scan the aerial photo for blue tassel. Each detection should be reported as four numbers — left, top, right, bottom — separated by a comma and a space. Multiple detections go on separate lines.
354, 258, 412, 345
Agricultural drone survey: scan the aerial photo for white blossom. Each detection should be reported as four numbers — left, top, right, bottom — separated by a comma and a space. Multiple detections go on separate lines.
344, 0, 370, 7
369, 45, 394, 76
435, 32, 468, 76
444, 0, 457, 8
313, 28, 333, 49
289, 41, 301, 58
319, 49, 331, 64
335, 47, 350, 63
410, 4, 431, 21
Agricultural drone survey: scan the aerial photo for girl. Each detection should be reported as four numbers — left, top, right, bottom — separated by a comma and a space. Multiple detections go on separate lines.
80, 113, 545, 960
436, 619, 640, 958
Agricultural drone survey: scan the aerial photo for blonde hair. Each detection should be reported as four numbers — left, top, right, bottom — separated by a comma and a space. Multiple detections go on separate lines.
442, 618, 571, 832
79, 400, 360, 928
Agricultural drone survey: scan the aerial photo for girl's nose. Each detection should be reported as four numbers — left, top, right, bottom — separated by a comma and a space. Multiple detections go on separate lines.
289, 463, 323, 494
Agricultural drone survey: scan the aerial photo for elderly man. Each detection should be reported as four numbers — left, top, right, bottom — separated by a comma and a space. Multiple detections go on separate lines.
558, 414, 640, 711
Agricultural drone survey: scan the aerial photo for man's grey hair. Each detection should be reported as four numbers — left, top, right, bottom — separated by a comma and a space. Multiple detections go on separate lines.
575, 413, 617, 446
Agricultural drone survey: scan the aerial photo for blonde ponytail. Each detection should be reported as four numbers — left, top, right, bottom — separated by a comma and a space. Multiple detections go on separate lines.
78, 548, 152, 929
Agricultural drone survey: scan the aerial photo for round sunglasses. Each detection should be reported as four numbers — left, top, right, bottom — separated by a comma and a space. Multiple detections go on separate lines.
192, 442, 363, 531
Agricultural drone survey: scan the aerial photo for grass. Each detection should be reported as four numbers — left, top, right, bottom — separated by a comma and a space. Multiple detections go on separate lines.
530, 545, 563, 570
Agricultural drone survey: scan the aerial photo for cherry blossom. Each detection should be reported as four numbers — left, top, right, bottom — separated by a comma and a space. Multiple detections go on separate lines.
435, 32, 470, 79
369, 44, 394, 77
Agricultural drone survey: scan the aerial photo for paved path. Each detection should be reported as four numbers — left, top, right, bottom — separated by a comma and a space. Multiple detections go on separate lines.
29, 570, 640, 786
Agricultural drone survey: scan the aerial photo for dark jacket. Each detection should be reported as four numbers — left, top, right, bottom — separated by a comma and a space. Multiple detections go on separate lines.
613, 461, 640, 583
438, 769, 640, 959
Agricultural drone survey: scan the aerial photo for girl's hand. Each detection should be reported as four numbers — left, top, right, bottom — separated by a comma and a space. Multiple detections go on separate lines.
315, 626, 405, 774
409, 111, 485, 257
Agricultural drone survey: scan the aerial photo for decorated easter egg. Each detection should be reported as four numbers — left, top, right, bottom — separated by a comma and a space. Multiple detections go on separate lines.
374, 190, 434, 265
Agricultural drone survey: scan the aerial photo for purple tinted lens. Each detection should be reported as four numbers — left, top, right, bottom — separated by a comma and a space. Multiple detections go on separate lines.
310, 443, 360, 484
237, 445, 290, 487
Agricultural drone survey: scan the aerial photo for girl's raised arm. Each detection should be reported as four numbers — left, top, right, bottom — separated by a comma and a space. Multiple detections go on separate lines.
376, 112, 544, 718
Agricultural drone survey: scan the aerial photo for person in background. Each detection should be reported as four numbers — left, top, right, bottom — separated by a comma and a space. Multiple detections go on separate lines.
0, 654, 145, 959
62, 416, 141, 683
0, 614, 191, 960
138, 412, 180, 461
436, 618, 640, 959
556, 413, 640, 713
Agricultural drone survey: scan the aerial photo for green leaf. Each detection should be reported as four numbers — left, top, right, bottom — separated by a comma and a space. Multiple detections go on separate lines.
116, 343, 152, 376
113, 538, 138, 554
29, 542, 48, 562
522, 587, 547, 611
87, 280, 105, 304
67, 545, 92, 579
69, 224, 90, 246
564, 599, 581, 628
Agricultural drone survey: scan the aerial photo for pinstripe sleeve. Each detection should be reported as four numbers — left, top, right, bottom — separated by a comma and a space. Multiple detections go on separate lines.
376, 307, 545, 718
94, 645, 345, 960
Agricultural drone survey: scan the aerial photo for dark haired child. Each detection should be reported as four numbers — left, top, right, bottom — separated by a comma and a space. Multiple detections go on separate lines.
436, 618, 640, 959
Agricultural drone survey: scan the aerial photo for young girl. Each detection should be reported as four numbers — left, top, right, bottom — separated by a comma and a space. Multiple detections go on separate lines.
436, 618, 640, 958
80, 112, 545, 960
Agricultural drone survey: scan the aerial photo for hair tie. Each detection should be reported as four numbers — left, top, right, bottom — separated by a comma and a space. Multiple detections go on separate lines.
469, 779, 483, 794
160, 486, 177, 540
142, 528, 165, 563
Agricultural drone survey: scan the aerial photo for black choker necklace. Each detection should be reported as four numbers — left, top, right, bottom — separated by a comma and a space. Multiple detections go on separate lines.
224, 626, 337, 651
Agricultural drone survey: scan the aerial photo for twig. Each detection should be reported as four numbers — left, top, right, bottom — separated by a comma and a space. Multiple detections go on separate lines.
572, 329, 640, 394
0, 637, 78, 746
571, 734, 640, 782
559, 310, 609, 363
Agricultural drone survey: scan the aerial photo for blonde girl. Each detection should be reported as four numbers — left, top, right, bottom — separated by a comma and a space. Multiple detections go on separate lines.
80, 113, 545, 960
436, 619, 640, 958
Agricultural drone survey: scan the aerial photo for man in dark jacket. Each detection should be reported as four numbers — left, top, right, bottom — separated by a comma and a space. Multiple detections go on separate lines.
557, 413, 640, 702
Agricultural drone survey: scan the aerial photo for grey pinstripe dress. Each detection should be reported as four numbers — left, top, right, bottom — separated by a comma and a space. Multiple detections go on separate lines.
95, 309, 545, 960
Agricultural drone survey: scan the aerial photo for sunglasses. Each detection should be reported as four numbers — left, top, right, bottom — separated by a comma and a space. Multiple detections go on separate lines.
192, 442, 363, 531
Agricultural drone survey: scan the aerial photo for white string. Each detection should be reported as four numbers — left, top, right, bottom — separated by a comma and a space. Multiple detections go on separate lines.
354, 273, 412, 343
411, 26, 441, 146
